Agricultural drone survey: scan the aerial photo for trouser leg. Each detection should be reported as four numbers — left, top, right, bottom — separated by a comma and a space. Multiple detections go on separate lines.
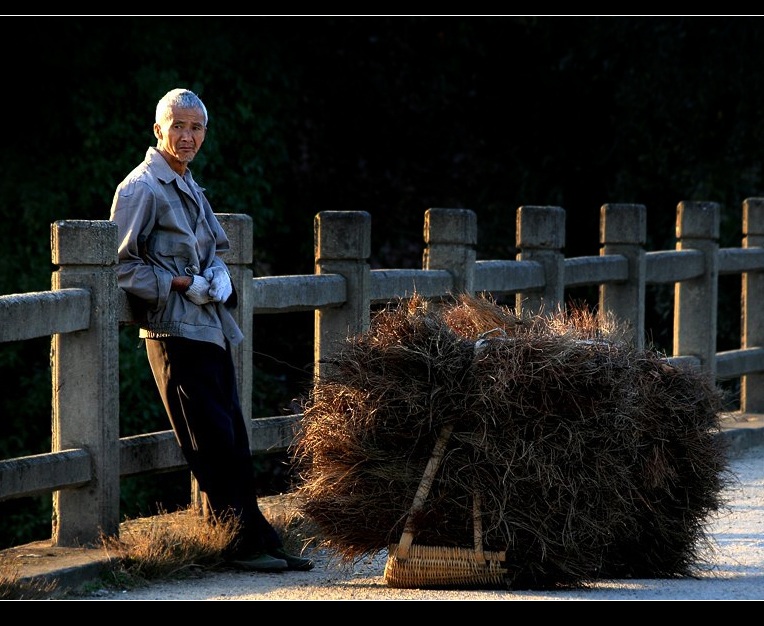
145, 337, 281, 554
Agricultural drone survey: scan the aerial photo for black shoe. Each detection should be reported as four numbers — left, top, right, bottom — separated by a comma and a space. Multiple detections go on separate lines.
229, 553, 288, 572
268, 547, 315, 571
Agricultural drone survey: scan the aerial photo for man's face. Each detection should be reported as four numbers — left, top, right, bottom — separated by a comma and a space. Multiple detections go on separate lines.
154, 105, 207, 167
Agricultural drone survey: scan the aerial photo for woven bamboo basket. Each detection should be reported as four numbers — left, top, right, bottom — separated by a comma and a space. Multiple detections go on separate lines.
383, 423, 507, 589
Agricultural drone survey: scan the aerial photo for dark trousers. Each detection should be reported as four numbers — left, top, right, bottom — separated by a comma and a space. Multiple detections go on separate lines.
145, 337, 281, 555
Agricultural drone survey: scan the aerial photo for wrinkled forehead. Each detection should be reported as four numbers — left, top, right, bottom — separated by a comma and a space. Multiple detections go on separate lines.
162, 105, 207, 126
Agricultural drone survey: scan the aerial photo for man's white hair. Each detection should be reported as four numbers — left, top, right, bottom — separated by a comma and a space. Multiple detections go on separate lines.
155, 88, 208, 126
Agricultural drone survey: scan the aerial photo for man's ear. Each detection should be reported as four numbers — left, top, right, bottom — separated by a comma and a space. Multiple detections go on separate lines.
153, 122, 162, 141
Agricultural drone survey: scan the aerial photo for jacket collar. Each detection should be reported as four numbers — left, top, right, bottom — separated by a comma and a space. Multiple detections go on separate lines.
145, 147, 204, 197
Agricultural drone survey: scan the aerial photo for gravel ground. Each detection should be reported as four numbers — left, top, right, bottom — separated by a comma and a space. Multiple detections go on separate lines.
74, 444, 764, 601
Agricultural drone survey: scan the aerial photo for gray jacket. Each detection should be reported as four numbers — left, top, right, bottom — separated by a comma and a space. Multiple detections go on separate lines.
110, 147, 244, 349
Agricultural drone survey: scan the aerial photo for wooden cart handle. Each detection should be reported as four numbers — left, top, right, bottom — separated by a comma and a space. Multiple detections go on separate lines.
397, 423, 455, 558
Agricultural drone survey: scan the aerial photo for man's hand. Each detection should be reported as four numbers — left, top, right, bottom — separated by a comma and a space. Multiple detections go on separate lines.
204, 267, 233, 303
184, 274, 214, 305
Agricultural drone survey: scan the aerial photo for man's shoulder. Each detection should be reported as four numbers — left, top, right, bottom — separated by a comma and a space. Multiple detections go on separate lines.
115, 163, 161, 198
116, 148, 176, 193
116, 153, 174, 198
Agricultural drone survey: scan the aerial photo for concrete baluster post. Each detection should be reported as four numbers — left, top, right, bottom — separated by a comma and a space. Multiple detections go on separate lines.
599, 204, 647, 349
515, 206, 565, 315
741, 198, 764, 413
51, 220, 120, 546
314, 211, 371, 382
217, 214, 254, 429
423, 208, 477, 296
674, 201, 719, 379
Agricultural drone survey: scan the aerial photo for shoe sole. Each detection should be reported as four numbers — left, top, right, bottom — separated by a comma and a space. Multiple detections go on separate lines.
230, 558, 288, 572
269, 550, 315, 571
285, 561, 315, 572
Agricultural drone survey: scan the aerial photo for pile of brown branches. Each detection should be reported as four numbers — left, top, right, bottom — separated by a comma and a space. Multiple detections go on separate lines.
291, 294, 731, 589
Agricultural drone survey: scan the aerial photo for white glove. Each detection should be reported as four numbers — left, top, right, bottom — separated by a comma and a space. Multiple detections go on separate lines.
204, 266, 233, 303
184, 274, 214, 305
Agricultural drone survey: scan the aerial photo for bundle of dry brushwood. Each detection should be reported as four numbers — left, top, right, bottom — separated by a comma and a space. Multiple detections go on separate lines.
291, 294, 731, 589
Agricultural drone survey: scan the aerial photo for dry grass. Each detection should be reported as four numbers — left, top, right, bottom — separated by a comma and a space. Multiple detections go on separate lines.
97, 506, 238, 588
0, 561, 59, 600
292, 293, 732, 589
0, 497, 316, 599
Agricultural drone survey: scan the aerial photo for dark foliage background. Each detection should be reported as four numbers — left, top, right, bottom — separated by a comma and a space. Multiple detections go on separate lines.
2, 16, 763, 548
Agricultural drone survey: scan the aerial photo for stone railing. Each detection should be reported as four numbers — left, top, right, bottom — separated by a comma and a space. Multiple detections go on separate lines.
2, 201, 763, 548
